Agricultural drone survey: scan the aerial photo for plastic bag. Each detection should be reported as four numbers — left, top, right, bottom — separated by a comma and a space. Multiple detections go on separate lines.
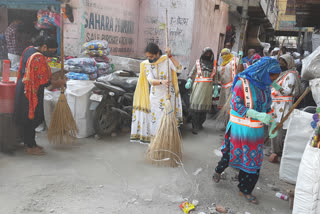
293, 135, 320, 214
301, 46, 320, 80
310, 78, 320, 107
83, 40, 109, 50
97, 67, 113, 77
96, 62, 110, 70
66, 58, 96, 67
66, 72, 89, 80
65, 65, 97, 74
88, 72, 98, 80
84, 49, 110, 57
280, 109, 313, 184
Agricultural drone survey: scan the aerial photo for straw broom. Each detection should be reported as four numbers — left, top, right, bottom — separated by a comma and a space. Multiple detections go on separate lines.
47, 6, 78, 144
146, 9, 182, 167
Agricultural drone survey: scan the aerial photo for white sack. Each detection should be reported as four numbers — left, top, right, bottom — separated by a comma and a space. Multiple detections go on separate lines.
109, 55, 142, 73
43, 89, 61, 128
279, 110, 313, 184
310, 78, 320, 107
293, 135, 320, 214
65, 80, 95, 138
302, 46, 320, 80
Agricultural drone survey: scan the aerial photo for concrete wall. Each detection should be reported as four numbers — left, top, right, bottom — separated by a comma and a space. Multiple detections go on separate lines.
228, 11, 241, 53
138, 0, 195, 68
64, 0, 229, 71
190, 0, 229, 69
64, 0, 140, 57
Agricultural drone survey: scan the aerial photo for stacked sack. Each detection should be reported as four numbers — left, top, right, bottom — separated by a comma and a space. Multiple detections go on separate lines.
65, 58, 97, 80
83, 40, 113, 77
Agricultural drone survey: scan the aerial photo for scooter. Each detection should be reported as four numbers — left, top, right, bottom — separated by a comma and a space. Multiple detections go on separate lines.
90, 71, 138, 137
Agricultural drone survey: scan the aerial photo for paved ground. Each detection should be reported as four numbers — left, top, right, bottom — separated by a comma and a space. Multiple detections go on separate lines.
0, 118, 294, 214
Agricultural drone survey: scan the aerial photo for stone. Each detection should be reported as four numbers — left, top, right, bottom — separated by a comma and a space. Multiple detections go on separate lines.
216, 205, 227, 213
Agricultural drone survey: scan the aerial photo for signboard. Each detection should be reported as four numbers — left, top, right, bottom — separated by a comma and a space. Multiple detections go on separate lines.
278, 21, 308, 31
83, 0, 139, 56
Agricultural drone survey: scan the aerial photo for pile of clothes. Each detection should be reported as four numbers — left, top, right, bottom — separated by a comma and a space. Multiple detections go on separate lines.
65, 58, 97, 80
83, 40, 112, 77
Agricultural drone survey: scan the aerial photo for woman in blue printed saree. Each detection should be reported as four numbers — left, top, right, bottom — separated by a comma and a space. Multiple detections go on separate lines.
213, 57, 281, 204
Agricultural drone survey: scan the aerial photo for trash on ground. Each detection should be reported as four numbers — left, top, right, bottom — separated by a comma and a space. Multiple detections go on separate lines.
216, 205, 227, 213
193, 168, 203, 176
208, 206, 217, 214
267, 184, 280, 192
220, 172, 227, 180
275, 192, 289, 200
192, 199, 199, 206
214, 149, 223, 157
179, 201, 195, 214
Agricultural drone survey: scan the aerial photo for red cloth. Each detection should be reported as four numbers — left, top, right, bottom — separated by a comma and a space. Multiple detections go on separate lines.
22, 53, 51, 119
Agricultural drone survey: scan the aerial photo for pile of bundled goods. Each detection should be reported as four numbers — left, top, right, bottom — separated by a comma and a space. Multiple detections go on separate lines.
310, 107, 320, 148
65, 58, 97, 80
82, 40, 112, 77
35, 9, 60, 29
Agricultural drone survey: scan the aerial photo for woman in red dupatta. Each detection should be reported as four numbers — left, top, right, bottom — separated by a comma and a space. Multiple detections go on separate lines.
14, 36, 64, 155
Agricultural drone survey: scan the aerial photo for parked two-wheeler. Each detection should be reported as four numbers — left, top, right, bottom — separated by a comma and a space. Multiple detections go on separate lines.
90, 71, 138, 137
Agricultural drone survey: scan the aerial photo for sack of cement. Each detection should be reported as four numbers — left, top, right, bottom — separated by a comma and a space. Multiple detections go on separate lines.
109, 55, 142, 73
301, 46, 320, 80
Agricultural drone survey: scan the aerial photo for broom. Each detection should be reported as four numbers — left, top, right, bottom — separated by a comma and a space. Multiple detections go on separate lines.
146, 9, 182, 167
265, 87, 311, 143
47, 6, 78, 144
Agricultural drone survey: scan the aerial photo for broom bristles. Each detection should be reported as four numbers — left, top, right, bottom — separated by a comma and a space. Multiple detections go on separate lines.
146, 99, 182, 167
47, 92, 78, 144
215, 94, 232, 129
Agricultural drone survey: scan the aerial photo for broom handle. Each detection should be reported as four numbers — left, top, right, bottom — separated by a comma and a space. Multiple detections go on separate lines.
165, 8, 170, 96
277, 39, 285, 60
271, 87, 311, 134
60, 5, 65, 93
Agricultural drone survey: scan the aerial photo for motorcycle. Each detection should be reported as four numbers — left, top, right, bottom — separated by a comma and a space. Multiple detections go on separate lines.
90, 71, 203, 136
90, 71, 138, 137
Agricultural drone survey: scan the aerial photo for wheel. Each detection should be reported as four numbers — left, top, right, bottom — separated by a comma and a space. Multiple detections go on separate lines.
93, 98, 120, 137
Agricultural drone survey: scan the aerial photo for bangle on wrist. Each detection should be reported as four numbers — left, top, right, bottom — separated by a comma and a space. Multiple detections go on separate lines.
160, 81, 162, 85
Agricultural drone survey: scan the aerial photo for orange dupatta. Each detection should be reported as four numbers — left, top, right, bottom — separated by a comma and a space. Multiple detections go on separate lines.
22, 52, 52, 119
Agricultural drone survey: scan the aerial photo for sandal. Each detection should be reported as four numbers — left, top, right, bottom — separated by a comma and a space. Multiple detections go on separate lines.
35, 145, 44, 150
239, 192, 259, 204
212, 172, 221, 183
25, 147, 45, 156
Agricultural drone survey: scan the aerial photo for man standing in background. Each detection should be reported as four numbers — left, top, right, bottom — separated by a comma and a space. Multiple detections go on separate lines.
5, 19, 23, 69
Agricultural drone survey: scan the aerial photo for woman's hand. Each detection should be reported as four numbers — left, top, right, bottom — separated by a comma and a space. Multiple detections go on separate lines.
161, 80, 171, 87
165, 47, 171, 56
